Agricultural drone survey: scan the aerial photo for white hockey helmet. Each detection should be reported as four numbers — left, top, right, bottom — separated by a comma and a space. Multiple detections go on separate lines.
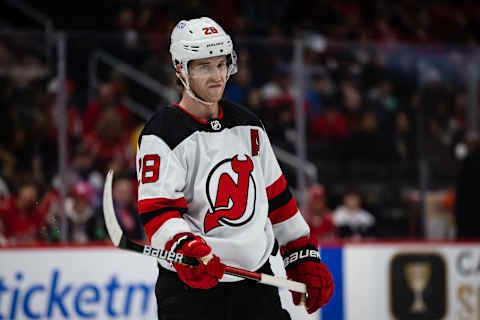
170, 17, 237, 104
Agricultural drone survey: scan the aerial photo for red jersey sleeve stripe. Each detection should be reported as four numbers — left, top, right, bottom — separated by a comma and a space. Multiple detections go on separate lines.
144, 211, 182, 241
138, 197, 188, 214
268, 197, 299, 225
266, 175, 287, 200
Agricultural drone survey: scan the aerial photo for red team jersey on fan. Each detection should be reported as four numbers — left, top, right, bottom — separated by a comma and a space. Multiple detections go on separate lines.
136, 100, 309, 281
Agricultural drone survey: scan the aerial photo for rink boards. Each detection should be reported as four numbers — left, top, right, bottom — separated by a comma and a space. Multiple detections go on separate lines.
0, 242, 479, 319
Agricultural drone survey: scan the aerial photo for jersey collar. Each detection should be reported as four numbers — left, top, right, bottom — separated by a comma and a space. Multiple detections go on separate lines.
174, 103, 224, 124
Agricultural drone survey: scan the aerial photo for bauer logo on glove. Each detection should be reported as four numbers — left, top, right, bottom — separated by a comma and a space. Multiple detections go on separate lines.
281, 236, 334, 314
283, 249, 321, 268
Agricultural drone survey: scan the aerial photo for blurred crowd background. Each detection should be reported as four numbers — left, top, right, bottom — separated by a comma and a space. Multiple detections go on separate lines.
0, 0, 479, 246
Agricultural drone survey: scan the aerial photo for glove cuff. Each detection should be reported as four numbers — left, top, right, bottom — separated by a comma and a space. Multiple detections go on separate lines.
282, 236, 318, 253
282, 236, 321, 269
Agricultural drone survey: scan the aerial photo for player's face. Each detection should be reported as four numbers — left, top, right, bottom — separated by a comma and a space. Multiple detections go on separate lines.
188, 55, 228, 103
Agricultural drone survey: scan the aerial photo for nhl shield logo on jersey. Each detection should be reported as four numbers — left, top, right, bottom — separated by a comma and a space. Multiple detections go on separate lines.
210, 119, 222, 130
204, 154, 256, 233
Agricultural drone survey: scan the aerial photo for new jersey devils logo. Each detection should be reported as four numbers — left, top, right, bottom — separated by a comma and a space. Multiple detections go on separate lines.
204, 154, 256, 233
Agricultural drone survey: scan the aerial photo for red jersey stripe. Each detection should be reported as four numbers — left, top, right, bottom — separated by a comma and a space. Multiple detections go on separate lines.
144, 211, 182, 241
268, 197, 299, 225
138, 197, 188, 214
266, 175, 287, 200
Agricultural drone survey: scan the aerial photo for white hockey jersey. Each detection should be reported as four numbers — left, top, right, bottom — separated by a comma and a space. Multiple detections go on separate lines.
136, 100, 309, 281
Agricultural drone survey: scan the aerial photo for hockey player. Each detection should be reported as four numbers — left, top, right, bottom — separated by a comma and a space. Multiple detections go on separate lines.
136, 17, 334, 320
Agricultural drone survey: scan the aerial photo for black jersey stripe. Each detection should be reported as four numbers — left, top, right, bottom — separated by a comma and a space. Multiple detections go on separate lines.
268, 187, 293, 214
140, 207, 188, 225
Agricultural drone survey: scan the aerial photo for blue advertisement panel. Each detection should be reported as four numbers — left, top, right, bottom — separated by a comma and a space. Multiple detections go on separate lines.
0, 248, 158, 319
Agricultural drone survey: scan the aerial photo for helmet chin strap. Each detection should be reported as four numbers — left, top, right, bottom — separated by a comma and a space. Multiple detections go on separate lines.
177, 74, 215, 106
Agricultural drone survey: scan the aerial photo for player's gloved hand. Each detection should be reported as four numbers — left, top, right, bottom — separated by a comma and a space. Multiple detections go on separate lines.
281, 236, 334, 314
166, 232, 225, 289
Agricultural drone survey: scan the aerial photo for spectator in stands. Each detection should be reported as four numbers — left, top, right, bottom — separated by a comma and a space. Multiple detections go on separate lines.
344, 111, 391, 162
367, 77, 397, 129
245, 88, 266, 119
260, 63, 294, 102
391, 111, 416, 174
333, 190, 375, 239
43, 78, 81, 141
306, 71, 333, 119
37, 185, 61, 242
303, 33, 327, 66
65, 181, 105, 243
82, 83, 133, 136
0, 121, 43, 188
5, 39, 48, 87
306, 184, 338, 240
371, 14, 399, 43
111, 7, 146, 65
84, 107, 134, 171
421, 90, 458, 178
311, 98, 348, 141
69, 143, 104, 193
0, 181, 46, 244
263, 95, 297, 146
112, 173, 144, 241
38, 168, 102, 243
340, 79, 363, 134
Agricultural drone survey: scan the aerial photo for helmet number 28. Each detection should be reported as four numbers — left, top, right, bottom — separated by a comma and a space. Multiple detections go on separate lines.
203, 27, 218, 35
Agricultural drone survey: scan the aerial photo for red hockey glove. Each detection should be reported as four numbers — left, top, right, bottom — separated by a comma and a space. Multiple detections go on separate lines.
166, 232, 225, 289
281, 236, 334, 314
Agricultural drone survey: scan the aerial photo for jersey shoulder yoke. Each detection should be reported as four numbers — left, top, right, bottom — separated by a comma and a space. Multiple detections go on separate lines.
139, 100, 263, 150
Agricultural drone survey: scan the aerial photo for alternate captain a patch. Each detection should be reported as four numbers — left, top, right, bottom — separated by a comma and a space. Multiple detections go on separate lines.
251, 129, 260, 156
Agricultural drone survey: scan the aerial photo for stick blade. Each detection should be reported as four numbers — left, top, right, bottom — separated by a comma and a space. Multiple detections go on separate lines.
103, 169, 123, 246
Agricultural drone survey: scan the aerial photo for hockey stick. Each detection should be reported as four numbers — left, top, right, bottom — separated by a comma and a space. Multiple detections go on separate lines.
103, 169, 307, 294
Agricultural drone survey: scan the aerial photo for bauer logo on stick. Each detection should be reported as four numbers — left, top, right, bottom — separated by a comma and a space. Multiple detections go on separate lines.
143, 245, 185, 263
